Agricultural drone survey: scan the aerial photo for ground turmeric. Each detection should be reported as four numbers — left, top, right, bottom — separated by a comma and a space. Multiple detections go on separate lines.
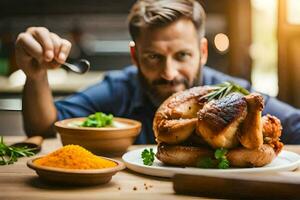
34, 145, 117, 169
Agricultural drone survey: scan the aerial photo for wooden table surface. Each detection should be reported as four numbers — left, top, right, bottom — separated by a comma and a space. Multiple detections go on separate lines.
0, 136, 208, 200
1, 136, 300, 200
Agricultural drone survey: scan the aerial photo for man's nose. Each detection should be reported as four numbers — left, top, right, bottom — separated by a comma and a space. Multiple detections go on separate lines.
160, 58, 179, 80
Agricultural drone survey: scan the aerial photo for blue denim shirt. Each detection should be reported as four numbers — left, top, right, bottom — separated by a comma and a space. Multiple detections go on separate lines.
55, 66, 300, 144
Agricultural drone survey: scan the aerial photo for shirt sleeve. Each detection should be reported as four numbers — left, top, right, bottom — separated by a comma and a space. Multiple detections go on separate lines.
55, 73, 130, 121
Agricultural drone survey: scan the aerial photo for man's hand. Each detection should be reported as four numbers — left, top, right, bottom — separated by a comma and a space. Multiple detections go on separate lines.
16, 27, 72, 137
15, 27, 72, 80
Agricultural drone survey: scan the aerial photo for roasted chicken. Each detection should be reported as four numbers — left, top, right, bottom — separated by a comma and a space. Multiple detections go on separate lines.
153, 85, 284, 168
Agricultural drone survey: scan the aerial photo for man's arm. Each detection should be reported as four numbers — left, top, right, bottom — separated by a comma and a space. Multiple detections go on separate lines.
15, 27, 71, 137
22, 74, 57, 137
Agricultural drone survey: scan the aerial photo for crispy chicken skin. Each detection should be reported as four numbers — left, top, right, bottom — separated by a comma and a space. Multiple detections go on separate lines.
157, 143, 276, 167
262, 114, 283, 154
227, 144, 276, 167
155, 118, 198, 144
262, 114, 282, 139
156, 143, 214, 167
153, 86, 212, 144
197, 93, 248, 149
239, 93, 264, 149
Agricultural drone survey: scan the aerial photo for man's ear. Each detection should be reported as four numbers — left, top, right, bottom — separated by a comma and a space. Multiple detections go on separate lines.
200, 37, 208, 66
129, 41, 138, 66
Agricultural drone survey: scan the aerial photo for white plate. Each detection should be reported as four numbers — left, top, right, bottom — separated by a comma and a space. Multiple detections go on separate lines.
122, 145, 300, 178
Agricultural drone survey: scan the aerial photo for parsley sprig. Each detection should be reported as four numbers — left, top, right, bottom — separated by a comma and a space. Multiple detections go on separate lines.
197, 148, 230, 169
215, 148, 230, 169
141, 148, 155, 166
201, 81, 250, 102
0, 136, 36, 165
81, 112, 113, 128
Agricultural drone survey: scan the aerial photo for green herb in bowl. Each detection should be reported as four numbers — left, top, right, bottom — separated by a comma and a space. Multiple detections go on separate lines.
81, 112, 114, 128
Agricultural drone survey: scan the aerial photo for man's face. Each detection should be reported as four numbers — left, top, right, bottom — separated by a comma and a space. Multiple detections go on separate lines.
133, 18, 208, 106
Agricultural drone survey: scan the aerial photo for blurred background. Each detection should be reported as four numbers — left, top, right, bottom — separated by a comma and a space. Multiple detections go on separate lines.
0, 0, 299, 135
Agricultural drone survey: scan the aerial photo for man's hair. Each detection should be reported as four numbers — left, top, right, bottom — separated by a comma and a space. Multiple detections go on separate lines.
128, 0, 206, 41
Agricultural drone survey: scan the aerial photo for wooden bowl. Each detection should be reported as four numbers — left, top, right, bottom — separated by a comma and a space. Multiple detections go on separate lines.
54, 117, 141, 156
27, 156, 125, 185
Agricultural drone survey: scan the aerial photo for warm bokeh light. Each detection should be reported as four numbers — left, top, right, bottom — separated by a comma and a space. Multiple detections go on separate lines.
287, 0, 300, 25
252, 0, 276, 13
251, 0, 278, 97
214, 33, 229, 53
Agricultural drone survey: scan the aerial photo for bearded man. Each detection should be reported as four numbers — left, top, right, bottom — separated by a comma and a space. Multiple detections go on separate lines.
15, 0, 300, 144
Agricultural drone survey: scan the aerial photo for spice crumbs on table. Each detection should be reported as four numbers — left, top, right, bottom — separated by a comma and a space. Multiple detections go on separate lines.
118, 187, 121, 190
133, 186, 137, 191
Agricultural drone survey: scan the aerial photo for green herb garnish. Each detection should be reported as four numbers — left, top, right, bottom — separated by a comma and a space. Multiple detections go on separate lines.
197, 157, 217, 168
215, 148, 230, 169
141, 148, 155, 166
218, 158, 230, 169
197, 148, 230, 169
215, 148, 228, 160
0, 136, 36, 165
201, 81, 250, 102
81, 112, 113, 128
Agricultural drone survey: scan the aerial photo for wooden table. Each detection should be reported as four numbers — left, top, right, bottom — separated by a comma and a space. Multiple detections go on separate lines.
1, 136, 300, 200
0, 136, 206, 200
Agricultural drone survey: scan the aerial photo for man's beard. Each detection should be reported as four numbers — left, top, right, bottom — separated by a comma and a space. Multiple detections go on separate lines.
138, 67, 202, 108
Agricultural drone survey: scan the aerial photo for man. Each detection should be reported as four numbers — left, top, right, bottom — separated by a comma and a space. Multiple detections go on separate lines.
16, 0, 300, 144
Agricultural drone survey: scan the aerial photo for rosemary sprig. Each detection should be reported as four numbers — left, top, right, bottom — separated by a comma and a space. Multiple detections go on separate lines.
0, 136, 37, 165
201, 81, 250, 102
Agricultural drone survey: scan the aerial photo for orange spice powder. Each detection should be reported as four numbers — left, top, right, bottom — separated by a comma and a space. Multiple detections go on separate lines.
34, 145, 117, 169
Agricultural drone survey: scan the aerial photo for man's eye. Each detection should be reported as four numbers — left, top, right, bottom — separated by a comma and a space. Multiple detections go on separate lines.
148, 54, 161, 60
177, 52, 191, 60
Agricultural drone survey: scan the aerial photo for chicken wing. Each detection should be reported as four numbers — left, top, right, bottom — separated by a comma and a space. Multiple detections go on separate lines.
262, 114, 283, 154
238, 93, 264, 149
197, 92, 248, 149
